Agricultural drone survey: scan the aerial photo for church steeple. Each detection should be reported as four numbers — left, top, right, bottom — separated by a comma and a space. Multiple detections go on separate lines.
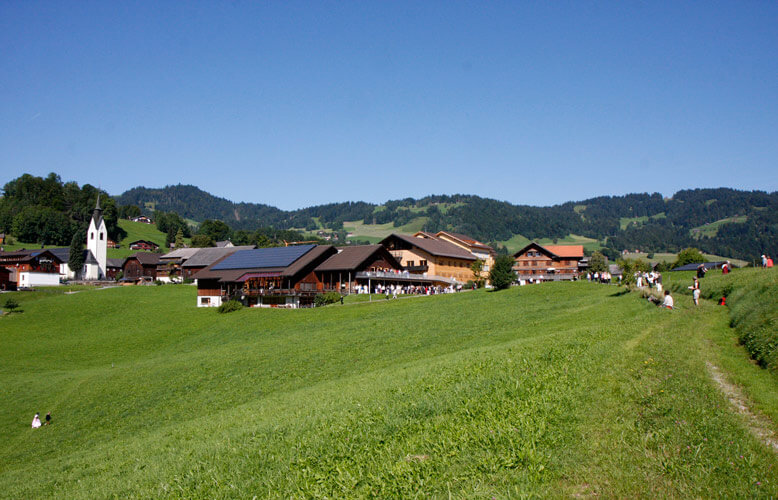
92, 194, 103, 226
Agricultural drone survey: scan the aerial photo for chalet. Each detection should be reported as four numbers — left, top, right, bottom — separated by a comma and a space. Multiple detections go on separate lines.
122, 252, 162, 281
131, 216, 153, 224
156, 248, 201, 283
194, 244, 338, 308
214, 240, 234, 248
513, 242, 585, 281
0, 249, 63, 288
379, 233, 477, 284
181, 246, 255, 280
315, 244, 420, 292
106, 238, 118, 249
417, 230, 496, 275
129, 240, 159, 251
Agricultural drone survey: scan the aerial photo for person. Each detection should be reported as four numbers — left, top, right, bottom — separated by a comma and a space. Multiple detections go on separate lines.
718, 296, 726, 306
768, 256, 774, 268
722, 262, 730, 275
696, 263, 707, 279
45, 412, 52, 425
661, 290, 674, 309
762, 255, 768, 268
339, 295, 344, 305
31, 413, 42, 429
690, 277, 700, 306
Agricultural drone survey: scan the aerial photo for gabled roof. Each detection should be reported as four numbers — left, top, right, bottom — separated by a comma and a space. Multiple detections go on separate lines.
544, 245, 584, 258
381, 234, 477, 261
435, 231, 496, 254
159, 248, 200, 261
514, 242, 584, 259
0, 249, 64, 264
128, 240, 159, 248
125, 252, 162, 266
315, 245, 401, 272
193, 245, 336, 283
214, 240, 233, 248
182, 246, 255, 268
106, 258, 124, 268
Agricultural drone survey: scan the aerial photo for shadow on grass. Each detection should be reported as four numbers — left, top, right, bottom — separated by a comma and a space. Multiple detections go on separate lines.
609, 289, 631, 297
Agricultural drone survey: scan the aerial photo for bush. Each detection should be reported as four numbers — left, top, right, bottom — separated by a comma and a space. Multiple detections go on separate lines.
3, 297, 20, 313
314, 292, 342, 307
217, 300, 243, 313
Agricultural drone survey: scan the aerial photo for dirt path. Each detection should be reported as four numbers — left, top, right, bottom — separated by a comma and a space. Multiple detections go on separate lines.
707, 361, 778, 452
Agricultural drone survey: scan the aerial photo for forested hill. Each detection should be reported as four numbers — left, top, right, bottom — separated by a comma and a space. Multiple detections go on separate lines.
117, 184, 778, 261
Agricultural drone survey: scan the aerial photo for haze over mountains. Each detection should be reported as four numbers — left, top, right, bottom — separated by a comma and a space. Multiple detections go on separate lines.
117, 185, 777, 261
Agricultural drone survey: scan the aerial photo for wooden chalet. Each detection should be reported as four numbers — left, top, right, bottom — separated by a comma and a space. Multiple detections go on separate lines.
122, 252, 162, 281
0, 249, 63, 288
128, 240, 159, 251
314, 244, 441, 293
131, 216, 153, 224
194, 244, 337, 308
156, 248, 201, 283
379, 233, 477, 284
513, 243, 585, 281
181, 246, 255, 280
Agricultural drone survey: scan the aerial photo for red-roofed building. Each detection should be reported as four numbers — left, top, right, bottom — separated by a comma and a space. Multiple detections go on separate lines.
513, 242, 585, 281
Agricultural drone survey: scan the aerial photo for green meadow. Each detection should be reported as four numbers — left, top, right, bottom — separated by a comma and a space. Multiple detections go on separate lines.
1, 270, 778, 498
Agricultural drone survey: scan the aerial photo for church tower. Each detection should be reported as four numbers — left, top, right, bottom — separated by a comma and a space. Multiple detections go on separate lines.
85, 195, 108, 279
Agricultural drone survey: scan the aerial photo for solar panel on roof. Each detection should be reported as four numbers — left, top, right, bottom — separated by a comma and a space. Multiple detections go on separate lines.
211, 244, 315, 270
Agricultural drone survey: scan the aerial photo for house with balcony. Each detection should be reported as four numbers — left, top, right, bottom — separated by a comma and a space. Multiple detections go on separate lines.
193, 244, 337, 308
379, 233, 477, 285
513, 242, 585, 281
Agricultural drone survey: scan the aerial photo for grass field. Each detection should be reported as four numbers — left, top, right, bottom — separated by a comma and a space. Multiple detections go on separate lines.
1, 269, 778, 497
690, 216, 748, 239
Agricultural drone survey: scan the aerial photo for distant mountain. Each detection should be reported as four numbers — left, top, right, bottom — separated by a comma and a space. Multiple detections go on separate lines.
116, 184, 778, 262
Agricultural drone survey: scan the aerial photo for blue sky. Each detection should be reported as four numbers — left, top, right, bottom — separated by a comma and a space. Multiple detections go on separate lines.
2, 1, 776, 210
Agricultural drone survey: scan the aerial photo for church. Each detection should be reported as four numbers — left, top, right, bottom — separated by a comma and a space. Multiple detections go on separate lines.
83, 196, 108, 280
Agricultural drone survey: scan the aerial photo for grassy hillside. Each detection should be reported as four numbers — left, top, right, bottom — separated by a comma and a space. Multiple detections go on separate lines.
1, 277, 778, 497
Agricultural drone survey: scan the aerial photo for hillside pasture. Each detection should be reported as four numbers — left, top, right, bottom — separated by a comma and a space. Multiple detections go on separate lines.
690, 216, 748, 240
2, 274, 778, 497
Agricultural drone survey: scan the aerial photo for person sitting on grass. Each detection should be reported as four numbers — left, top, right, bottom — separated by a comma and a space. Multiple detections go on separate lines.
662, 290, 674, 309
31, 413, 41, 429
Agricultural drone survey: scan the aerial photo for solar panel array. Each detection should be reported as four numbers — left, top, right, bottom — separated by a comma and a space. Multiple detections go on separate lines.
211, 244, 315, 270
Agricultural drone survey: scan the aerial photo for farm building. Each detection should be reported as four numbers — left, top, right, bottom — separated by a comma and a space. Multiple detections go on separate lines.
513, 242, 585, 281
122, 252, 162, 281
379, 233, 477, 285
156, 248, 201, 283
314, 244, 439, 293
0, 249, 63, 288
181, 246, 255, 281
194, 244, 337, 308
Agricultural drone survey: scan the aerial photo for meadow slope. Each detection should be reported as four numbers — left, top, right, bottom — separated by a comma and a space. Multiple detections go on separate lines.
1, 274, 777, 498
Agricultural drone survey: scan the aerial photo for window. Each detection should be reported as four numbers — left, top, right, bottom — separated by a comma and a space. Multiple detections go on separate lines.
200, 297, 210, 305
99, 232, 104, 240
90, 232, 94, 240
407, 261, 415, 267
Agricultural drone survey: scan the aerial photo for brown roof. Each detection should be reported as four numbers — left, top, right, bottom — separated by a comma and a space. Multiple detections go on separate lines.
436, 231, 496, 253
315, 245, 401, 272
382, 234, 477, 261
126, 252, 162, 266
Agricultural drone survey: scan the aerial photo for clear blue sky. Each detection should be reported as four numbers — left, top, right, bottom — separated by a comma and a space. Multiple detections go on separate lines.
2, 1, 776, 210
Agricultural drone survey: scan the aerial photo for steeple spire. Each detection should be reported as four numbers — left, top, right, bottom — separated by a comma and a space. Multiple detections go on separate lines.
92, 194, 103, 224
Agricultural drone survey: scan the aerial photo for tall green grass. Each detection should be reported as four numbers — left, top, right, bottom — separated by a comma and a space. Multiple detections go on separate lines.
1, 280, 777, 497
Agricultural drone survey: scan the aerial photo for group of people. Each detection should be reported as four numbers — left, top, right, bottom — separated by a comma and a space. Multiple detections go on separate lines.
355, 283, 459, 297
762, 255, 774, 268
31, 412, 52, 428
586, 271, 614, 284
